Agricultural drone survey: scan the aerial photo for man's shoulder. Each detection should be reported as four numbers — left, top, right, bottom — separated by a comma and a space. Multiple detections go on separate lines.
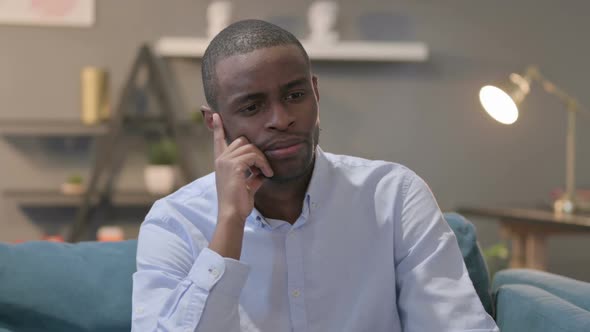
167, 172, 217, 202
322, 150, 416, 180
144, 172, 217, 220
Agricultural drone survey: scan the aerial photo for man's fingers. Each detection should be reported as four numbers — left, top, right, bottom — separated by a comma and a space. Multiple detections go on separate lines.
226, 144, 272, 174
226, 136, 250, 152
246, 173, 265, 194
234, 153, 274, 178
212, 113, 228, 157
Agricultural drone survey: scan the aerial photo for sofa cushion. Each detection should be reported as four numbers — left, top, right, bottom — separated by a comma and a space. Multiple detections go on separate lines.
443, 212, 493, 316
0, 240, 137, 332
493, 268, 590, 312
0, 214, 491, 330
496, 284, 590, 332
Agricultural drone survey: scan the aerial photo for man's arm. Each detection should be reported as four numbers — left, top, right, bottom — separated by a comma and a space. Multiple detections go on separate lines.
131, 218, 250, 331
207, 112, 273, 260
394, 173, 499, 332
132, 113, 271, 331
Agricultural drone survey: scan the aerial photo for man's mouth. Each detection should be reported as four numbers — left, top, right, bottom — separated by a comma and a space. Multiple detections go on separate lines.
264, 140, 304, 159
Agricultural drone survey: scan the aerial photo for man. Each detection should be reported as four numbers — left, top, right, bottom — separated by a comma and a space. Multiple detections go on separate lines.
132, 19, 498, 332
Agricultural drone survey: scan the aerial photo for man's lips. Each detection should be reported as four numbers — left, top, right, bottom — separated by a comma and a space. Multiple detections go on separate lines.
264, 141, 304, 159
264, 138, 304, 151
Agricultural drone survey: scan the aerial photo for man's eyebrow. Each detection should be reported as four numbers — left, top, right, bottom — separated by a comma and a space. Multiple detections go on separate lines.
229, 92, 266, 106
282, 78, 308, 91
228, 78, 309, 106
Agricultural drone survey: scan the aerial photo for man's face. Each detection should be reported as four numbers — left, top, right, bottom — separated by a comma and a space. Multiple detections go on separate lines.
210, 45, 320, 182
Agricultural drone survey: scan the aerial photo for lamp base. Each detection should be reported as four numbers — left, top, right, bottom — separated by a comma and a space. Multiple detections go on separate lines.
553, 197, 575, 215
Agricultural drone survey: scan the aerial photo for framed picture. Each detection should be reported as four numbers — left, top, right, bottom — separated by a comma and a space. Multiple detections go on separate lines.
0, 0, 94, 27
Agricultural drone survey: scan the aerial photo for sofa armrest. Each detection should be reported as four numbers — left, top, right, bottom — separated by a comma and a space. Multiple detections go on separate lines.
0, 240, 137, 332
496, 284, 590, 332
493, 269, 590, 311
443, 212, 493, 316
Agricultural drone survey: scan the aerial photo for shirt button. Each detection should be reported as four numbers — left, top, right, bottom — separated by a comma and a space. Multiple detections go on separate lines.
135, 307, 144, 314
209, 268, 220, 278
291, 289, 301, 297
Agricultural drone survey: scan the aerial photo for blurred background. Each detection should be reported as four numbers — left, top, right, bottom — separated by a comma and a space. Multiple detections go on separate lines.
0, 0, 588, 280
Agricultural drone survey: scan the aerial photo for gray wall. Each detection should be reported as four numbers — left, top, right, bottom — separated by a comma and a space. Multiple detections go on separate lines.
1, 1, 589, 280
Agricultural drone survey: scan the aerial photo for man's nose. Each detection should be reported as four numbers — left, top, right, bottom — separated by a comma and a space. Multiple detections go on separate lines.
266, 102, 295, 131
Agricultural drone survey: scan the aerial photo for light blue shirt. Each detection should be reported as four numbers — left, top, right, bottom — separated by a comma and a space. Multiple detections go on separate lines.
132, 147, 498, 332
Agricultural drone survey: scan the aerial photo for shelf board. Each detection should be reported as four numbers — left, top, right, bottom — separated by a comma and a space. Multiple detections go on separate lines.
154, 37, 429, 62
3, 189, 162, 207
0, 119, 108, 137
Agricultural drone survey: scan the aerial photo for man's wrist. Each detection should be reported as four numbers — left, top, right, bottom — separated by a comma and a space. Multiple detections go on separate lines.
217, 207, 247, 228
208, 211, 247, 260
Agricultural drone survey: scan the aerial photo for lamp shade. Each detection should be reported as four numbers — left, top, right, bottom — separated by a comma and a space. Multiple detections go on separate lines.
479, 73, 531, 125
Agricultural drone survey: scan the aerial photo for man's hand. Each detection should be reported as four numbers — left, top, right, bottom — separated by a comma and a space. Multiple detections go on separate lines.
213, 113, 273, 223
208, 113, 273, 259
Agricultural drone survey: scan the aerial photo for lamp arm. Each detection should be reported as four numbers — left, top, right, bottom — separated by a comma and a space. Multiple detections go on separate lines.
526, 66, 579, 208
530, 66, 589, 135
526, 66, 586, 114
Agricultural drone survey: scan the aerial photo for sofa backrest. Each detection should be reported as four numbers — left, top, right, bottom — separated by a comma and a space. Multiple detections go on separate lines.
0, 240, 137, 332
0, 213, 492, 331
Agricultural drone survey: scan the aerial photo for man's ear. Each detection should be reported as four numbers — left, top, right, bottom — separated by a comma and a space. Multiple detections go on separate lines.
312, 75, 320, 103
201, 105, 215, 131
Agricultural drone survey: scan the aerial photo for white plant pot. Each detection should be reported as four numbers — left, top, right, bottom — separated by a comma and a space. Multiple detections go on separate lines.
144, 165, 176, 195
61, 183, 85, 196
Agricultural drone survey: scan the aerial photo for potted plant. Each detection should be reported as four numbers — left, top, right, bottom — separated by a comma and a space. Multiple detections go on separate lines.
144, 137, 178, 195
483, 242, 509, 279
61, 173, 85, 195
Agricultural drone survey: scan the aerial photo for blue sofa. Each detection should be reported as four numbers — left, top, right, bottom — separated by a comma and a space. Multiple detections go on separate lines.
1, 213, 582, 331
493, 268, 590, 331
0, 240, 136, 332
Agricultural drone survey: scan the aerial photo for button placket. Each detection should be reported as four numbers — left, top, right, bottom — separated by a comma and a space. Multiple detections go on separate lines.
285, 229, 308, 331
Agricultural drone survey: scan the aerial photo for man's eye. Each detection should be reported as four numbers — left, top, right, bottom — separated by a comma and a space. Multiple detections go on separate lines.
239, 104, 258, 114
286, 91, 305, 101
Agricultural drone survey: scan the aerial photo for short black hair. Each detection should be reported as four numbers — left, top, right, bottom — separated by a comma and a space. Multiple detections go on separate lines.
201, 19, 310, 110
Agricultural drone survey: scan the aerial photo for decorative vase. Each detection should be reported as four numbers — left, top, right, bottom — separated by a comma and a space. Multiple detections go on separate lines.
207, 0, 232, 39
81, 66, 110, 125
307, 0, 339, 43
97, 226, 125, 242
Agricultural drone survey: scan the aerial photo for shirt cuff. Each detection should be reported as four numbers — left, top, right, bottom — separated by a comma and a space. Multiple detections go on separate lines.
188, 247, 250, 298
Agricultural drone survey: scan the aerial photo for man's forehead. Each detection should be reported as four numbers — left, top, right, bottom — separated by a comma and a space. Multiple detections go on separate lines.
214, 45, 310, 95
214, 45, 308, 79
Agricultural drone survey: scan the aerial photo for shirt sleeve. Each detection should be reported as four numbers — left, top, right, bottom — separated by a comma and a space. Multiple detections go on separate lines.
394, 173, 499, 332
131, 219, 250, 332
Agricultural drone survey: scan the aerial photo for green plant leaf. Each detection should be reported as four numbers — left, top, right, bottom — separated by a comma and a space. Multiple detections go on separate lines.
148, 137, 178, 165
66, 174, 84, 184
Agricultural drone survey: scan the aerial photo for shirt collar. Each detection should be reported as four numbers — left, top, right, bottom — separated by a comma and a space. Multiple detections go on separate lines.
304, 145, 329, 208
247, 145, 331, 230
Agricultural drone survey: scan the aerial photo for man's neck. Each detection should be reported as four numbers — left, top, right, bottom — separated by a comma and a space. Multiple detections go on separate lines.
254, 164, 314, 224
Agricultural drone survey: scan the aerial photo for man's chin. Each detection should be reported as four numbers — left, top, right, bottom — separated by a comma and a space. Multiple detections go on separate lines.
263, 142, 316, 183
267, 159, 314, 183
267, 171, 305, 183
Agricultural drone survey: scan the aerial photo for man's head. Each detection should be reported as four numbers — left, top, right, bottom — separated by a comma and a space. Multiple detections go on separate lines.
201, 19, 320, 183
202, 19, 310, 110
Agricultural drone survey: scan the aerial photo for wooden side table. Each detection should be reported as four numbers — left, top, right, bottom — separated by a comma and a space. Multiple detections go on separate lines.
457, 207, 590, 270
